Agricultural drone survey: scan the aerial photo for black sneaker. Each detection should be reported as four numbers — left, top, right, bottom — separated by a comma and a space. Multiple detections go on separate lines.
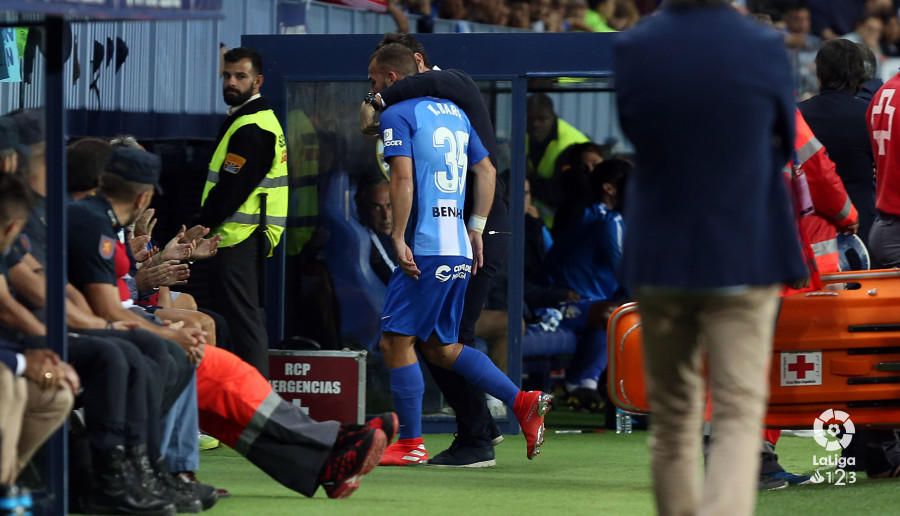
489, 421, 504, 447
758, 475, 789, 491
428, 439, 496, 468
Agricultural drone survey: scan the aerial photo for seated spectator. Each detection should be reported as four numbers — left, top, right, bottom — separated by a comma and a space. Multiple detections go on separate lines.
882, 14, 900, 57
0, 172, 75, 512
551, 141, 606, 234
527, 93, 590, 209
546, 159, 629, 409
1, 121, 210, 512
844, 13, 884, 65
67, 137, 111, 200
69, 145, 389, 500
356, 179, 397, 284
783, 0, 822, 100
0, 339, 75, 512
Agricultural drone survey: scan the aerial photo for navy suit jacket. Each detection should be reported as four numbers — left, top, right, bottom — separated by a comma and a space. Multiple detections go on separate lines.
799, 89, 876, 242
614, 4, 806, 289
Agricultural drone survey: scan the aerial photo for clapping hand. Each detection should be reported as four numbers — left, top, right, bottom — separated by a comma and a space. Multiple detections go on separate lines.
134, 208, 157, 238
160, 227, 194, 262
191, 234, 221, 260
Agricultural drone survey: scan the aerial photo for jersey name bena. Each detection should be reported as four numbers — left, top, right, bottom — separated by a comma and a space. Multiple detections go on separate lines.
381, 97, 488, 258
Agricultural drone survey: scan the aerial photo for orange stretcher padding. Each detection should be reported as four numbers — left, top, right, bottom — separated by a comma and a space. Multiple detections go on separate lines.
607, 270, 900, 429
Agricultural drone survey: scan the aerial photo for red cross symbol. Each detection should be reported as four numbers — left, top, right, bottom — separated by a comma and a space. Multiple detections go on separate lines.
788, 355, 816, 379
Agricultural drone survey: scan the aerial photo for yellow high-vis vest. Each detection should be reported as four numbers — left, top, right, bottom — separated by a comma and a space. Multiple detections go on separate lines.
530, 118, 590, 179
202, 108, 288, 254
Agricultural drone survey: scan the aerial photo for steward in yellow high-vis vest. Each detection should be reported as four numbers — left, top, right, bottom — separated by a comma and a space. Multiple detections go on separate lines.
197, 47, 287, 377
201, 101, 288, 253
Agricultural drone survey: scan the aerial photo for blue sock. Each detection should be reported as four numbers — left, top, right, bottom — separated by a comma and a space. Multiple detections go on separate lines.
451, 346, 518, 407
390, 363, 425, 440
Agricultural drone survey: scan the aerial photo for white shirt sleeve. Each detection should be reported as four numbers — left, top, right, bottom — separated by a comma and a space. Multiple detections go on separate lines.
15, 353, 25, 376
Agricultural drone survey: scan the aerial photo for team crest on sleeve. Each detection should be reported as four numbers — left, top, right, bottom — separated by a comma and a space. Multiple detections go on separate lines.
223, 153, 247, 174
99, 236, 116, 260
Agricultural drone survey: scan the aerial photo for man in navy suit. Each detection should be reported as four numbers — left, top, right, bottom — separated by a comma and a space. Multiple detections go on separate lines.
614, 1, 807, 515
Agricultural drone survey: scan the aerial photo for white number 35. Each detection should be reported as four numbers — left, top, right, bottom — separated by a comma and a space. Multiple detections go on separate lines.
432, 126, 469, 194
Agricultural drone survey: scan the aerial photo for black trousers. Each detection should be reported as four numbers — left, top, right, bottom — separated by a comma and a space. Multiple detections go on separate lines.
68, 334, 163, 455
79, 329, 191, 462
83, 329, 193, 418
66, 335, 128, 451
423, 199, 510, 446
207, 234, 270, 377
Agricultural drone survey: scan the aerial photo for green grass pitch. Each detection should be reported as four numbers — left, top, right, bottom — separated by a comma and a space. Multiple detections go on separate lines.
198, 427, 895, 515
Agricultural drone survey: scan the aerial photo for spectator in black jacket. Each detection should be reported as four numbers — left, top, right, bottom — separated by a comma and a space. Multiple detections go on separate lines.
799, 39, 875, 243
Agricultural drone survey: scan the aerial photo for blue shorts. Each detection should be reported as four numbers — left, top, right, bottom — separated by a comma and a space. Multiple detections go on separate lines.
381, 255, 472, 344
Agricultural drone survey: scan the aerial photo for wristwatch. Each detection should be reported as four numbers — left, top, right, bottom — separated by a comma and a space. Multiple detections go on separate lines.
364, 91, 384, 111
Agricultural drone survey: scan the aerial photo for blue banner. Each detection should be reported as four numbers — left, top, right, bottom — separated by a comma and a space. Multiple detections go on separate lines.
0, 29, 21, 83
5, 0, 223, 20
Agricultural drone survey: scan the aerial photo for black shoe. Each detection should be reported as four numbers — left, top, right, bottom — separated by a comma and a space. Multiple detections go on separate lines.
81, 446, 176, 515
758, 476, 789, 491
127, 446, 171, 501
489, 421, 504, 447
428, 439, 496, 468
128, 446, 202, 514
173, 472, 219, 511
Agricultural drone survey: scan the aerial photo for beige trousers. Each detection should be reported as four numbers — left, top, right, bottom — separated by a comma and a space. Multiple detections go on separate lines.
636, 286, 780, 516
0, 365, 73, 485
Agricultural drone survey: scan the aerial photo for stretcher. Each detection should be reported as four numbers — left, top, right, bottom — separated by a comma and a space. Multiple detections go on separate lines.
607, 270, 900, 428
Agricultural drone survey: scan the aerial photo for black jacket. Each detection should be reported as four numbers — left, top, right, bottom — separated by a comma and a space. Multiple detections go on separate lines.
799, 89, 876, 242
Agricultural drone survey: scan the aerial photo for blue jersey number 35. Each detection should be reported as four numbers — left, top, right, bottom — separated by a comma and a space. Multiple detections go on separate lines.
432, 126, 469, 195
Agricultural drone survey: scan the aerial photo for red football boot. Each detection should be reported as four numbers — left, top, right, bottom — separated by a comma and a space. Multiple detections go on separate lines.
365, 412, 399, 444
318, 428, 387, 499
513, 391, 553, 459
379, 437, 428, 466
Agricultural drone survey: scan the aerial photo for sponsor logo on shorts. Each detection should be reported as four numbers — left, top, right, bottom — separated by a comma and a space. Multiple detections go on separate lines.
435, 263, 471, 282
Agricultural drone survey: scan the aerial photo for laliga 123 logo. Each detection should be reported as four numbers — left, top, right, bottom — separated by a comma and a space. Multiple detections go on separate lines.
813, 408, 854, 451
809, 408, 858, 486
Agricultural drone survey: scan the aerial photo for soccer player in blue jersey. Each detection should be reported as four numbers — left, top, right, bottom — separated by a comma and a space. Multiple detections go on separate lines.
368, 44, 552, 466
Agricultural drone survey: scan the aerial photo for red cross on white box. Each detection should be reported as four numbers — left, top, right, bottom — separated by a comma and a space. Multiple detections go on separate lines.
781, 352, 822, 387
